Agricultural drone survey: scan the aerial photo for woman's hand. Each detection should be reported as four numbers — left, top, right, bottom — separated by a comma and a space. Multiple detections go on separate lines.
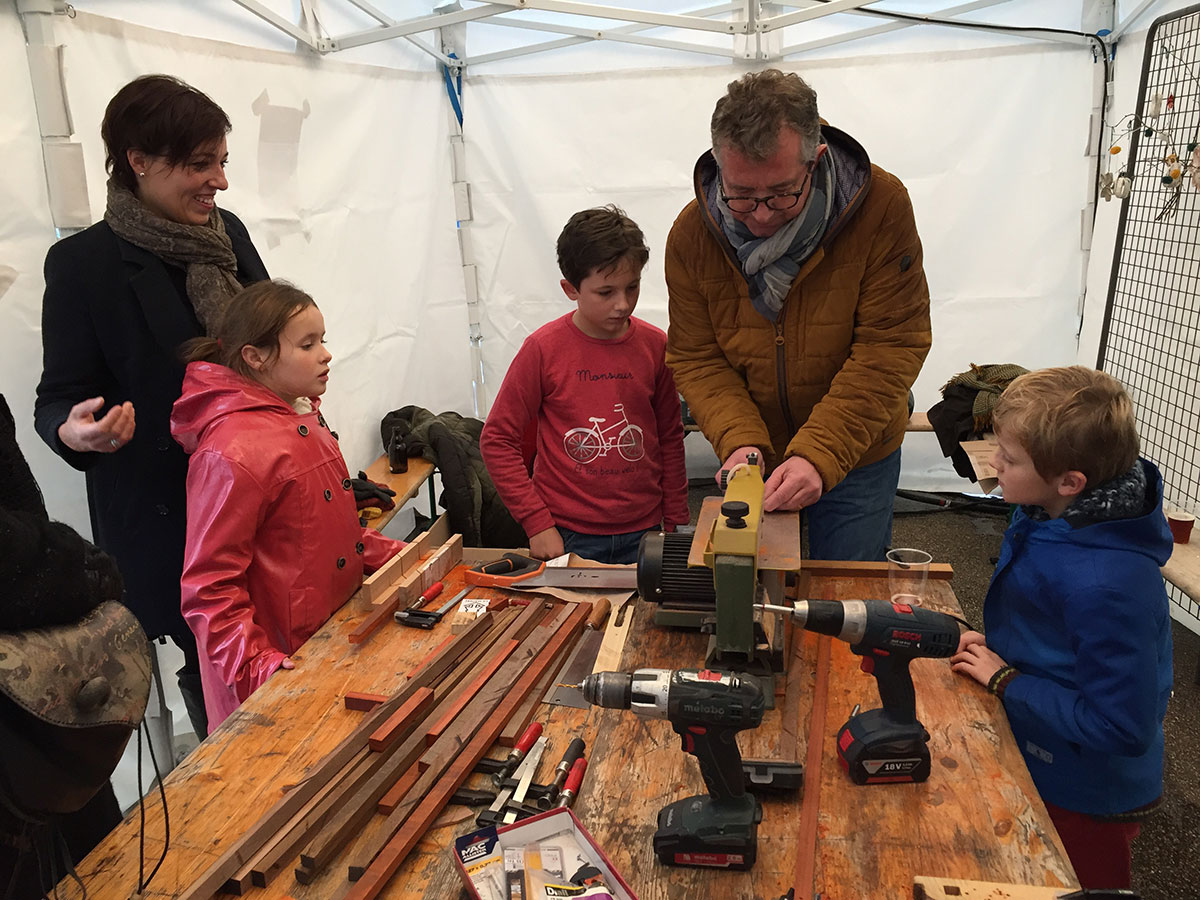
951, 637, 1008, 689
58, 396, 136, 453
529, 527, 564, 561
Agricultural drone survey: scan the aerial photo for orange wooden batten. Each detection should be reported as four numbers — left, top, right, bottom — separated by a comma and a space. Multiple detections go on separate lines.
367, 687, 435, 753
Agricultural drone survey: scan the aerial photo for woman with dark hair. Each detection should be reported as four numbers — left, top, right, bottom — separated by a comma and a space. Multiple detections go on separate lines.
34, 74, 269, 739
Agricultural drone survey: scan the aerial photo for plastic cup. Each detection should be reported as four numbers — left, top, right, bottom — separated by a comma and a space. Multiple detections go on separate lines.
1167, 510, 1195, 544
887, 548, 933, 606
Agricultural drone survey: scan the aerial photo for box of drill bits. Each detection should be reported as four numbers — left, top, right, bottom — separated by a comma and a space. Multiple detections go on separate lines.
452, 807, 638, 900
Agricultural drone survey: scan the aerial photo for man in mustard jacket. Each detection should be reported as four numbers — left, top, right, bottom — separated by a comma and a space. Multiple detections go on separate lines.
665, 69, 931, 560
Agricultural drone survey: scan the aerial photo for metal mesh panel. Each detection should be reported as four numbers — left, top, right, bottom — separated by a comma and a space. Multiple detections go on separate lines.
1098, 5, 1200, 625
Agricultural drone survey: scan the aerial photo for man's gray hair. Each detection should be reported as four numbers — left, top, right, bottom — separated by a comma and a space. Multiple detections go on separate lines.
711, 69, 821, 164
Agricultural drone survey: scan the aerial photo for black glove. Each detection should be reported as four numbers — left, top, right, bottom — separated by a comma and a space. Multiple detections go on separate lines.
351, 472, 396, 511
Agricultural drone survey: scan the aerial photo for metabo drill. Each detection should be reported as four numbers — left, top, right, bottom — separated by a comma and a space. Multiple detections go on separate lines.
759, 599, 959, 784
580, 668, 764, 870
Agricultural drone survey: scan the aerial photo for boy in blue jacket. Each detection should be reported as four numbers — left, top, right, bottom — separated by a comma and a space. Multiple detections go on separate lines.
951, 366, 1173, 891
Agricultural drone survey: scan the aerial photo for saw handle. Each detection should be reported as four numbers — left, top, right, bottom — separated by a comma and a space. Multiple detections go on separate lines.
465, 553, 545, 587
586, 597, 611, 631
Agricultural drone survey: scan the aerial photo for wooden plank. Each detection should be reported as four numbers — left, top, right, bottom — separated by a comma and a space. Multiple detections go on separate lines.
414, 603, 576, 774
376, 763, 422, 816
169, 611, 492, 900
244, 750, 373, 890
343, 602, 589, 895
1163, 535, 1200, 600
368, 687, 435, 752
913, 875, 1066, 899
498, 634, 571, 746
344, 692, 387, 712
298, 602, 549, 875
800, 559, 955, 580
591, 592, 636, 674
792, 633, 831, 898
349, 534, 463, 644
424, 638, 519, 747
907, 411, 933, 432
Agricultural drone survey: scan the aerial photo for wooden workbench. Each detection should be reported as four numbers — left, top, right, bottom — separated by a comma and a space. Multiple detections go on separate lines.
70, 567, 1076, 899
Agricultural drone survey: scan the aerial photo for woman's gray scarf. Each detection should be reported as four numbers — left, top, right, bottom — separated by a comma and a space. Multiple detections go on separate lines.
705, 149, 836, 322
103, 179, 241, 334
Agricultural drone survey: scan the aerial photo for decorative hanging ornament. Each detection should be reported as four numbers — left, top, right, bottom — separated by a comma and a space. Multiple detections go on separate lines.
1100, 172, 1114, 201
1167, 93, 1175, 111
1114, 175, 1132, 199
1191, 145, 1200, 192
1148, 92, 1164, 119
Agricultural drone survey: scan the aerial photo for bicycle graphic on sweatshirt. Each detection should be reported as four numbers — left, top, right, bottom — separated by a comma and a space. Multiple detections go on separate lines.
563, 403, 645, 463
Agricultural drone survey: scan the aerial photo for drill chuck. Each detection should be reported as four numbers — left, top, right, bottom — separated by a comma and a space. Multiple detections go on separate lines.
580, 669, 672, 719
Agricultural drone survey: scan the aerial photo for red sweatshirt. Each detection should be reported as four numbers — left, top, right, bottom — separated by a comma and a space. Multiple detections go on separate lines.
481, 313, 689, 538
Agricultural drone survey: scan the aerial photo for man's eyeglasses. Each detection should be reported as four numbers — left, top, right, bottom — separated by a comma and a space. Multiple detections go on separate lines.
720, 160, 816, 214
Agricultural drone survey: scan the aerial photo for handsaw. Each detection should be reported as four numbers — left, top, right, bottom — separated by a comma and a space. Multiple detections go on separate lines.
542, 597, 612, 708
465, 553, 637, 591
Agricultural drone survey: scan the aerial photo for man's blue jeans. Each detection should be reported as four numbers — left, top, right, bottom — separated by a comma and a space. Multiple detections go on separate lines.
805, 448, 901, 562
558, 526, 657, 565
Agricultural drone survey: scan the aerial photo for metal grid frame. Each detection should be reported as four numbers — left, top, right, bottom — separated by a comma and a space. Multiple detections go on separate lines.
1098, 2, 1200, 627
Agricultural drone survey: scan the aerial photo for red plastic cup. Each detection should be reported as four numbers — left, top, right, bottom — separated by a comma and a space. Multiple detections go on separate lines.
1167, 511, 1195, 544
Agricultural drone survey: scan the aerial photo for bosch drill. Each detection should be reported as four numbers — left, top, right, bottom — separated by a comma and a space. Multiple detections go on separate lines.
580, 668, 764, 870
761, 599, 959, 784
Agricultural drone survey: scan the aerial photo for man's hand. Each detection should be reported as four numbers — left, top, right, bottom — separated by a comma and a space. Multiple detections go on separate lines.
529, 527, 565, 561
763, 456, 822, 511
58, 396, 135, 454
950, 636, 1008, 689
716, 446, 766, 487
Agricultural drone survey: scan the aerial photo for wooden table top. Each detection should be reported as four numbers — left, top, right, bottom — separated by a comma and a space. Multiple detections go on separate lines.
72, 567, 1076, 900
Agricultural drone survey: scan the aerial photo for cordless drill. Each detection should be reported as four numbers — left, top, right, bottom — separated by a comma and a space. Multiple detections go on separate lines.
580, 668, 764, 870
760, 599, 959, 784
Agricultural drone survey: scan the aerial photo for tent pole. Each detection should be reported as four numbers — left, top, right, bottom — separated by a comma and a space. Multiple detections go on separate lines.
16, 0, 90, 237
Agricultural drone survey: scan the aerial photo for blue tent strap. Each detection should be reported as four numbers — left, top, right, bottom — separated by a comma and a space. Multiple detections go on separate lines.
443, 53, 463, 125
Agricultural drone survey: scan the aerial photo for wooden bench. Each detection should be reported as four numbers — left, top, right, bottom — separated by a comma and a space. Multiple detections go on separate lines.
361, 454, 437, 533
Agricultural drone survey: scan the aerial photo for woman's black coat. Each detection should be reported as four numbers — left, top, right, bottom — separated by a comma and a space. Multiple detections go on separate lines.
34, 209, 267, 639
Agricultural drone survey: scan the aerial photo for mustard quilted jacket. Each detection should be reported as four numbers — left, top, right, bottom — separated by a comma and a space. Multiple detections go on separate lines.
665, 127, 932, 491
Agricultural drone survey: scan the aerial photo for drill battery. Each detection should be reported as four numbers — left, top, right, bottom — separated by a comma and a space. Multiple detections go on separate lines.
653, 793, 762, 871
836, 708, 932, 785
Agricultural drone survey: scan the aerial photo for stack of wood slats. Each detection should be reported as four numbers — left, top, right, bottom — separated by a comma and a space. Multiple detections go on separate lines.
174, 525, 592, 900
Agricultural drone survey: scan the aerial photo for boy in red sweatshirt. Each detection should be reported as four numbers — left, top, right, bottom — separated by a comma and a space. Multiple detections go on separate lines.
481, 205, 690, 563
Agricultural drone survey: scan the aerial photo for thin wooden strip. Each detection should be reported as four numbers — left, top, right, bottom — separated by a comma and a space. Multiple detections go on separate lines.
424, 638, 519, 748
343, 602, 590, 896
792, 632, 832, 898
368, 687, 435, 752
376, 763, 422, 816
349, 535, 463, 644
345, 692, 387, 712
221, 748, 369, 893
172, 614, 492, 900
497, 632, 572, 746
800, 560, 954, 580
777, 630, 816, 763
298, 601, 549, 874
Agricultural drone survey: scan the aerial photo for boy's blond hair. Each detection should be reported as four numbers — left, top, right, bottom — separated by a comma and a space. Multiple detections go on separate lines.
993, 366, 1139, 486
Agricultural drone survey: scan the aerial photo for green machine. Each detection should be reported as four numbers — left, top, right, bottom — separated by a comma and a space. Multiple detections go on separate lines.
636, 454, 802, 700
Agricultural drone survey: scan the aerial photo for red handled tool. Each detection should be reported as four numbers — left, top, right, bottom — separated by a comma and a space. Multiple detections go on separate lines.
465, 554, 637, 591
555, 757, 587, 809
537, 737, 586, 809
410, 581, 444, 610
492, 722, 543, 788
